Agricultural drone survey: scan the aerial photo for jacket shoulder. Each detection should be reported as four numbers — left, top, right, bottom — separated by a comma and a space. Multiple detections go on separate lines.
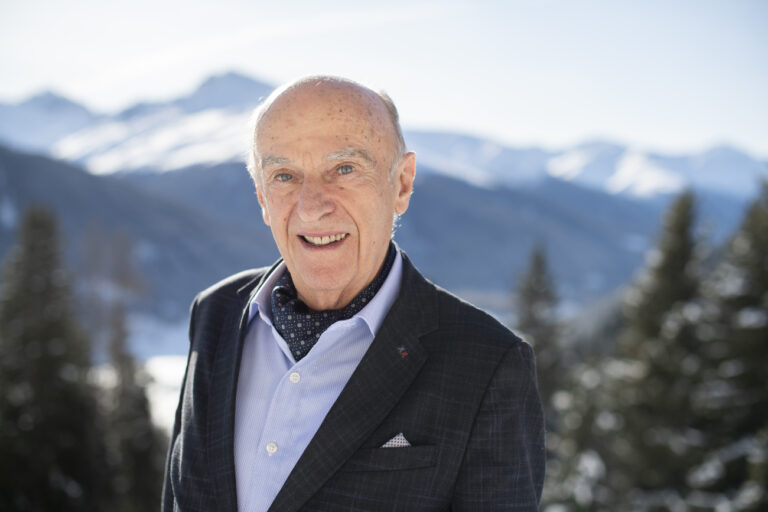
195, 267, 271, 306
398, 252, 526, 353
433, 284, 522, 346
185, 267, 273, 354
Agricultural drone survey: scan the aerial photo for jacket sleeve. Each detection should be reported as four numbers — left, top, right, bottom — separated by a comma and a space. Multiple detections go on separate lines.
451, 342, 546, 511
161, 295, 199, 512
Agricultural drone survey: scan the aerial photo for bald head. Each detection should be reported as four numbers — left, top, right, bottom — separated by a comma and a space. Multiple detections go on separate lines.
247, 76, 406, 183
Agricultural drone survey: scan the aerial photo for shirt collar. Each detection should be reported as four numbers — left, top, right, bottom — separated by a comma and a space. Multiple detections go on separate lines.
248, 245, 403, 338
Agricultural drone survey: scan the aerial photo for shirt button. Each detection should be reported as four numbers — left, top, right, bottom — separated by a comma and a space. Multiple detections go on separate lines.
266, 442, 278, 456
289, 372, 301, 384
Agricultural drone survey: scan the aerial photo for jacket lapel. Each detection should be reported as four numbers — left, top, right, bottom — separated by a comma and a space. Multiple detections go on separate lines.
268, 254, 439, 512
207, 262, 282, 512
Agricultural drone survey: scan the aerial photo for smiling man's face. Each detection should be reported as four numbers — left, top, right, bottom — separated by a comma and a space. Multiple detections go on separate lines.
254, 80, 415, 311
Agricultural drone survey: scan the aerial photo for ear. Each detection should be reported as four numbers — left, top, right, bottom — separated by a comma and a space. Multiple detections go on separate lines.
256, 186, 272, 226
393, 152, 416, 215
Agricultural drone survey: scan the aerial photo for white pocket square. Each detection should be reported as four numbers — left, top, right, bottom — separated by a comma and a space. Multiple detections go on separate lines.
381, 432, 411, 448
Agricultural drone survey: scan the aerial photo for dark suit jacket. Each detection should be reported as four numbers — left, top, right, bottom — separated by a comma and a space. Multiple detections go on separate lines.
162, 252, 545, 511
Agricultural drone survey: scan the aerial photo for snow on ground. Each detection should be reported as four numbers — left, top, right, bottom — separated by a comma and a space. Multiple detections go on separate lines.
127, 314, 190, 433
144, 355, 187, 434
90, 354, 187, 434
608, 151, 685, 197
547, 148, 593, 180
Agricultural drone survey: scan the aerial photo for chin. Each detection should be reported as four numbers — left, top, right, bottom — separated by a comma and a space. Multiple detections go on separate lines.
294, 264, 353, 290
306, 273, 353, 294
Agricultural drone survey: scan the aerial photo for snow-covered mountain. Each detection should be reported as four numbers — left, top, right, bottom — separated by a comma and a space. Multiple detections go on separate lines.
549, 142, 688, 197
402, 130, 554, 188
1, 71, 765, 199
55, 106, 254, 174
546, 141, 767, 198
52, 72, 272, 174
0, 92, 98, 152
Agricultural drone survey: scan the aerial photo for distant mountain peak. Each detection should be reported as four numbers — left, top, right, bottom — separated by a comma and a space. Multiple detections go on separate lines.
697, 143, 758, 161
0, 91, 95, 152
196, 70, 267, 89
177, 71, 274, 113
22, 90, 65, 104
20, 91, 93, 115
113, 71, 275, 120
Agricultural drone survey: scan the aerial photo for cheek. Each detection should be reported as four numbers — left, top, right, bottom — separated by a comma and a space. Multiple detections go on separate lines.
361, 203, 394, 240
266, 195, 295, 229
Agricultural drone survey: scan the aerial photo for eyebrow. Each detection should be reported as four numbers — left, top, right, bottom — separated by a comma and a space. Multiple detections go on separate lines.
326, 147, 376, 166
260, 147, 377, 170
260, 155, 290, 169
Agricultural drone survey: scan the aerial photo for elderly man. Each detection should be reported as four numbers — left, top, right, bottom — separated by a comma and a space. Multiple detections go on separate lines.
163, 76, 545, 511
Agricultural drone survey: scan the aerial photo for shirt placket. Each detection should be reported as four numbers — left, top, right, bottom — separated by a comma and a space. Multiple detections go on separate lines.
246, 366, 305, 510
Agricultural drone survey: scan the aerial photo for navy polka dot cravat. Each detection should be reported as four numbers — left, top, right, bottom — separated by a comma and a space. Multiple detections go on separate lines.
271, 244, 396, 361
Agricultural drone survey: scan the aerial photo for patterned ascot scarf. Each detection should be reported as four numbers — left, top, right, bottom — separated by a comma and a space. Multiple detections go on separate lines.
271, 244, 396, 361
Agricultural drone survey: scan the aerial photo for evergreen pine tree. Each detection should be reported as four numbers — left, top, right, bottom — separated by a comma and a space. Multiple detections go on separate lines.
515, 245, 591, 509
688, 182, 768, 509
0, 208, 110, 511
515, 244, 560, 423
617, 191, 705, 501
621, 191, 698, 351
577, 191, 705, 509
80, 226, 167, 510
105, 301, 167, 512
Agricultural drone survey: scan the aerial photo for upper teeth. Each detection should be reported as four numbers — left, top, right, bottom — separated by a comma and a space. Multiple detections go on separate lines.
304, 233, 347, 246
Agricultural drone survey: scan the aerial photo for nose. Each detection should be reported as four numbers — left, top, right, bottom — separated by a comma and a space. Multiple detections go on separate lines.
296, 178, 334, 222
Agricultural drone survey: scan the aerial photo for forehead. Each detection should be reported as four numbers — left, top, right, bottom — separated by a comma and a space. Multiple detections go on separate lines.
255, 82, 394, 154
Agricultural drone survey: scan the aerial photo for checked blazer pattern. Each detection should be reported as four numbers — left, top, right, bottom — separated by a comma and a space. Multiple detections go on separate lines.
162, 251, 546, 511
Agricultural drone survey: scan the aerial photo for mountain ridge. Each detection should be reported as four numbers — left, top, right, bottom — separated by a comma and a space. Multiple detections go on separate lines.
1, 71, 765, 199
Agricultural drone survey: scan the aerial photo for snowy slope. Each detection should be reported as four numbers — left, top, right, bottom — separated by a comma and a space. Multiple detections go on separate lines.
52, 72, 272, 174
547, 141, 766, 198
54, 107, 254, 174
403, 130, 554, 188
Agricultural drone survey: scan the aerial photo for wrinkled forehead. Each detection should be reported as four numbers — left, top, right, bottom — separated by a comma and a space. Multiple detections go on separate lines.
255, 81, 394, 145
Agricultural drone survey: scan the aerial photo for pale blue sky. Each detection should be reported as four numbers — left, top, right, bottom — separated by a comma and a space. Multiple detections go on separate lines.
1, 0, 766, 157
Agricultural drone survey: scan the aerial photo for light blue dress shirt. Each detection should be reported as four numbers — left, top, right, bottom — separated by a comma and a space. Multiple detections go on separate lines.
234, 251, 403, 512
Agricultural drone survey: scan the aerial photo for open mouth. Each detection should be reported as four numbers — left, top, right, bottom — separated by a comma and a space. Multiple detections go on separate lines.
300, 233, 348, 247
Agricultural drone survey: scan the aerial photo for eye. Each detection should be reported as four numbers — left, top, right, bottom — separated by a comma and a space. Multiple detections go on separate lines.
337, 164, 355, 176
274, 172, 293, 182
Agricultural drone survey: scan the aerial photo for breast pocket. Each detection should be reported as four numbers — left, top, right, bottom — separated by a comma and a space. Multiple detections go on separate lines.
341, 445, 437, 472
